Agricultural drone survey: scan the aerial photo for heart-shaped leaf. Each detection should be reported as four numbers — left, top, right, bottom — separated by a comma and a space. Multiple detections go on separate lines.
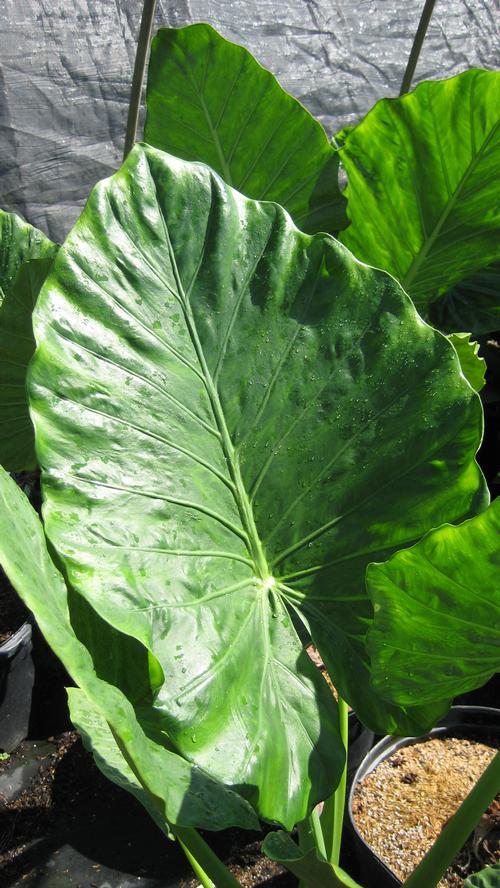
367, 498, 500, 706
0, 210, 57, 470
339, 70, 500, 322
29, 144, 486, 826
145, 24, 347, 234
0, 464, 259, 832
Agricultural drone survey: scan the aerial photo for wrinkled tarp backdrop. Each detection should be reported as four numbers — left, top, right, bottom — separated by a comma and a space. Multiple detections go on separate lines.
0, 0, 498, 243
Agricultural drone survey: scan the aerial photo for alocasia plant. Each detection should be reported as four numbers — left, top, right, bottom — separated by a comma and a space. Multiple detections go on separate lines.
0, 8, 498, 887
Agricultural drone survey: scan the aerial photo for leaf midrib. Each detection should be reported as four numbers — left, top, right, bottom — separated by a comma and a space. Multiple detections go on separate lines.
150, 163, 270, 580
402, 114, 500, 297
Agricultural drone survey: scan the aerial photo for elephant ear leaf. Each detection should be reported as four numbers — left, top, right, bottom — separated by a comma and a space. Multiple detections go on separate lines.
367, 498, 500, 707
144, 23, 347, 234
339, 69, 500, 323
448, 333, 486, 393
29, 143, 486, 826
0, 464, 259, 832
0, 210, 57, 470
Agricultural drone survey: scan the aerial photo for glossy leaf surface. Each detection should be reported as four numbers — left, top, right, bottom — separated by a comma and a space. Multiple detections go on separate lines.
340, 70, 500, 317
0, 465, 259, 831
367, 498, 500, 706
145, 24, 347, 234
30, 145, 486, 825
448, 333, 486, 393
0, 210, 57, 470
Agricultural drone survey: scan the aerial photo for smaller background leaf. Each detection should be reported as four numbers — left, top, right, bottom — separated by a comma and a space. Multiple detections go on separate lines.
447, 332, 486, 393
145, 24, 347, 234
367, 498, 500, 707
0, 257, 56, 470
429, 263, 500, 336
262, 831, 362, 887
465, 865, 500, 887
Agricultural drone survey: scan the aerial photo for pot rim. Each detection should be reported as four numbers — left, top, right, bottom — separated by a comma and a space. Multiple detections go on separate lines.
0, 620, 32, 656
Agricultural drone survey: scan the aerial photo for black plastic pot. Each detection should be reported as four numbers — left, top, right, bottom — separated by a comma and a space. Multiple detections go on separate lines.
0, 620, 35, 753
347, 705, 500, 888
347, 711, 375, 776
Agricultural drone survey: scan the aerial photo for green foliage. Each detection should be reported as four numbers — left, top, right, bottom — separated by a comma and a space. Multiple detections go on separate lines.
339, 70, 500, 328
262, 831, 362, 887
144, 24, 347, 234
448, 333, 486, 393
429, 262, 500, 336
26, 144, 487, 831
0, 211, 57, 470
0, 463, 259, 832
367, 497, 500, 706
465, 865, 500, 888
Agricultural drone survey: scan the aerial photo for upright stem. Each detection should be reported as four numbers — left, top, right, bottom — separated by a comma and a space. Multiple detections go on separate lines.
321, 696, 349, 865
399, 0, 438, 96
403, 747, 500, 888
173, 825, 242, 888
123, 0, 158, 159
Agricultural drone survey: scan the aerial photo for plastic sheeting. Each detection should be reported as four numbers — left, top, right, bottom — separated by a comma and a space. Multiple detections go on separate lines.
0, 0, 498, 243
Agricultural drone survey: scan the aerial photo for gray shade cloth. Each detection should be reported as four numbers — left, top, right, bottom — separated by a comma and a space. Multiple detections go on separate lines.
0, 0, 498, 243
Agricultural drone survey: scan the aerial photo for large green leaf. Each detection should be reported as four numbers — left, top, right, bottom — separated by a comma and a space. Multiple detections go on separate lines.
0, 464, 259, 831
339, 70, 500, 319
144, 24, 347, 235
367, 497, 500, 706
0, 210, 57, 470
29, 144, 486, 826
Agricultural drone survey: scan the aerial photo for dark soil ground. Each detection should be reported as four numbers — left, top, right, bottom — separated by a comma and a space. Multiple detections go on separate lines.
0, 731, 294, 887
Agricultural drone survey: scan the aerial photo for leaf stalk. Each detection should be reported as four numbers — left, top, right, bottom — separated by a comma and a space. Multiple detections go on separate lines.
123, 0, 158, 159
399, 0, 438, 96
174, 825, 242, 888
321, 695, 349, 866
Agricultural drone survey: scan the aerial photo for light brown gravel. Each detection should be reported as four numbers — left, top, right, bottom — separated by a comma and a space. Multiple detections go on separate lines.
352, 736, 500, 887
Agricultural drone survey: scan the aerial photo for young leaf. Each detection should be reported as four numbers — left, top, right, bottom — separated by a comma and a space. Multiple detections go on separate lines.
262, 831, 362, 887
0, 210, 57, 470
144, 24, 347, 234
367, 498, 500, 706
0, 464, 259, 831
448, 333, 486, 393
464, 865, 500, 888
339, 70, 500, 320
29, 144, 486, 826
